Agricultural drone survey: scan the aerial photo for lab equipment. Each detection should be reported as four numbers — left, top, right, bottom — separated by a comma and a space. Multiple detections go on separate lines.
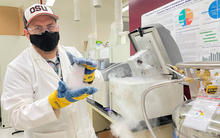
93, 62, 132, 107
109, 31, 130, 63
141, 78, 185, 138
73, 0, 80, 21
86, 0, 130, 63
128, 24, 182, 74
110, 77, 183, 120
85, 0, 98, 60
142, 62, 220, 138
93, 24, 184, 124
173, 98, 220, 138
96, 58, 110, 70
93, 0, 102, 8
172, 62, 220, 138
110, 24, 183, 121
49, 81, 97, 109
108, 0, 130, 63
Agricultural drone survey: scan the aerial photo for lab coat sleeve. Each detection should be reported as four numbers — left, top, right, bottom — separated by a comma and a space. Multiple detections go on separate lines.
1, 65, 58, 130
64, 46, 83, 58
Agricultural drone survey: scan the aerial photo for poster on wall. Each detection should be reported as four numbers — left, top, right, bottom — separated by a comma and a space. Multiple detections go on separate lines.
142, 0, 220, 62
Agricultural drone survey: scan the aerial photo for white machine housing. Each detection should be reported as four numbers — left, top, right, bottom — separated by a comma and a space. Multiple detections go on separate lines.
109, 77, 183, 120
93, 63, 132, 107
128, 24, 182, 75
94, 24, 184, 121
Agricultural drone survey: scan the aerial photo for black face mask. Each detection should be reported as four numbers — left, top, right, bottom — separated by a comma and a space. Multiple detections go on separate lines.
30, 31, 60, 52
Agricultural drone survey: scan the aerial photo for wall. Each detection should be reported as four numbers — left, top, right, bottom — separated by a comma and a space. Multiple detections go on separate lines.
0, 36, 29, 95
0, 36, 29, 127
53, 0, 114, 54
129, 0, 173, 55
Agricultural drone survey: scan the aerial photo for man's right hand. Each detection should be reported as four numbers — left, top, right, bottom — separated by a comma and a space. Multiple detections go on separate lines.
49, 81, 97, 109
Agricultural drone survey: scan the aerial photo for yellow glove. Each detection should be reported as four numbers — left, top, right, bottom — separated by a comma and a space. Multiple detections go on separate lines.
49, 81, 97, 109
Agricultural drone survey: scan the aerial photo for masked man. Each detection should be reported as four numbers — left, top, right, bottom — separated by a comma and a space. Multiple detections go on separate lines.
1, 4, 99, 138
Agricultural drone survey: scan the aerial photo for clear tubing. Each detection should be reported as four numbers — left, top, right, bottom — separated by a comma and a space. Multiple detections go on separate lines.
141, 79, 185, 138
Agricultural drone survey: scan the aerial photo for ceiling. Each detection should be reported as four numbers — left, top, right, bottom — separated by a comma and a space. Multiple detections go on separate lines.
0, 0, 129, 16
0, 0, 129, 23
0, 0, 38, 8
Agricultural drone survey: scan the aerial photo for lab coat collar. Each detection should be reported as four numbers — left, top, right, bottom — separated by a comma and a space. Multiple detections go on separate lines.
29, 45, 70, 81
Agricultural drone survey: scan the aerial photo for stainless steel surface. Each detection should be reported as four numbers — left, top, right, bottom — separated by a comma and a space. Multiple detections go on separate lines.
176, 62, 220, 69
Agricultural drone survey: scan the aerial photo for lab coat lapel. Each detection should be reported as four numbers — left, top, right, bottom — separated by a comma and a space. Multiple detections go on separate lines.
29, 46, 60, 80
58, 45, 71, 82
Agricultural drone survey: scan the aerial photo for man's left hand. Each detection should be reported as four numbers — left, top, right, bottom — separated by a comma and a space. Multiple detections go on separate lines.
72, 57, 97, 84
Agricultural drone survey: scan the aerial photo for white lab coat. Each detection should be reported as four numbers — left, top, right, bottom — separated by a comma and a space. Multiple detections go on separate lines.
1, 45, 97, 138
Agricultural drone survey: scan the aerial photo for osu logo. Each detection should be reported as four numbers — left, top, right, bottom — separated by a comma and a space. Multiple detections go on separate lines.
30, 5, 48, 14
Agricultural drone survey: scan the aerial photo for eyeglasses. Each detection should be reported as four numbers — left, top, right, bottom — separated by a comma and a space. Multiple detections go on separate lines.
27, 24, 58, 34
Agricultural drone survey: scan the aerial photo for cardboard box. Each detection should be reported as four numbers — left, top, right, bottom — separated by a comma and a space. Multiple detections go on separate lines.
83, 41, 88, 52
0, 6, 24, 35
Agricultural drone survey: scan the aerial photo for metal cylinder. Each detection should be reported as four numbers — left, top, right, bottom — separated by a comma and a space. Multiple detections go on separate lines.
93, 0, 102, 8
73, 0, 80, 21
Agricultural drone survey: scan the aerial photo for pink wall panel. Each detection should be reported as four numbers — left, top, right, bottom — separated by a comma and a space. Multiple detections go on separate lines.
129, 0, 173, 55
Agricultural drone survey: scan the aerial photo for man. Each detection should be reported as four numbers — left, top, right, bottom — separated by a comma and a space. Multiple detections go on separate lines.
1, 4, 98, 138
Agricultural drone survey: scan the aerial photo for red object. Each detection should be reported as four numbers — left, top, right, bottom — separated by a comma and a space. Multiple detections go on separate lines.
40, 0, 43, 4
184, 85, 191, 100
129, 0, 173, 55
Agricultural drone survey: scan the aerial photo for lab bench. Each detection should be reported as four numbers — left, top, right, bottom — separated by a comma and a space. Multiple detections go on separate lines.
86, 99, 173, 138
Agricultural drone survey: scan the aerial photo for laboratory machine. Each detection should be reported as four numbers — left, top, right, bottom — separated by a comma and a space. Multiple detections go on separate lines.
141, 62, 220, 138
172, 62, 220, 138
93, 24, 184, 124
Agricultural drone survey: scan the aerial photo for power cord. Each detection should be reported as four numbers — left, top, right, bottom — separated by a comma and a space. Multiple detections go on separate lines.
12, 130, 24, 135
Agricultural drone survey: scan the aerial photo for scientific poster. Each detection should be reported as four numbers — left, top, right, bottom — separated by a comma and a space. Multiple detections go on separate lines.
142, 0, 220, 62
